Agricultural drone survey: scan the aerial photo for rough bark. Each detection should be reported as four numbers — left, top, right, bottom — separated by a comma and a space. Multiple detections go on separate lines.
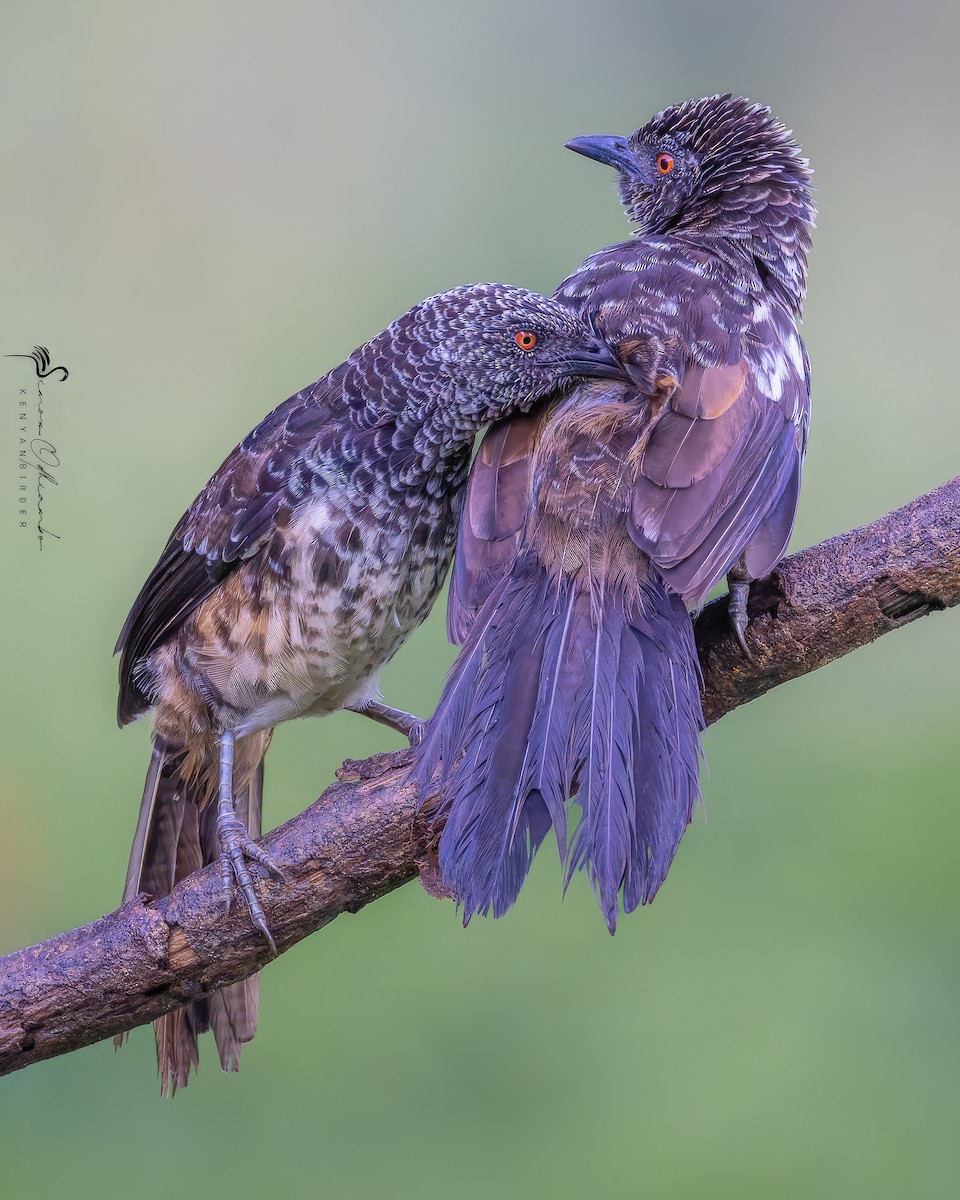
1, 477, 958, 1078
695, 477, 960, 722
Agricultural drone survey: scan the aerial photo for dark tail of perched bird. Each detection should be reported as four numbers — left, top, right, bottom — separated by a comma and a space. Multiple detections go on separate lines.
415, 96, 814, 929
115, 281, 628, 1089
415, 527, 703, 932
120, 732, 270, 1095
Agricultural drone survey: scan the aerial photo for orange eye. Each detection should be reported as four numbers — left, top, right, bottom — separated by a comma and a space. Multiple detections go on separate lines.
514, 331, 537, 350
657, 152, 675, 175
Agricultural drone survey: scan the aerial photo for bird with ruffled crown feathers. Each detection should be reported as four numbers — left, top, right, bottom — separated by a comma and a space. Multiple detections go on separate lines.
415, 95, 815, 931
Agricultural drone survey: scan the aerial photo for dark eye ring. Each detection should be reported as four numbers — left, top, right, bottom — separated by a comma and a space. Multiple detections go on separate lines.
656, 152, 675, 175
514, 331, 537, 351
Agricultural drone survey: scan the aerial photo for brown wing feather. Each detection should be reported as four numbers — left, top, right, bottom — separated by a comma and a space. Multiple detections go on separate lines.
116, 369, 346, 723
629, 355, 808, 605
447, 412, 543, 643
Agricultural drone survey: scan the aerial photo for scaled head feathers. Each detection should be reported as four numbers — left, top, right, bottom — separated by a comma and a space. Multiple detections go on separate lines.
567, 95, 815, 313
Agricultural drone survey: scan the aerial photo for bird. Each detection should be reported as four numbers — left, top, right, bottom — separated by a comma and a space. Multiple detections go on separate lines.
115, 282, 626, 1093
414, 95, 815, 932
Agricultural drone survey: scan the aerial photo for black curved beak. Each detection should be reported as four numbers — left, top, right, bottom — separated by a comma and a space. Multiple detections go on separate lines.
560, 337, 629, 383
565, 134, 640, 178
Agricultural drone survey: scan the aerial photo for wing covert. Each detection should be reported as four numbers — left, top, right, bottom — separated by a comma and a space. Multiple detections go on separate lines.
447, 412, 543, 643
116, 369, 347, 722
629, 350, 808, 605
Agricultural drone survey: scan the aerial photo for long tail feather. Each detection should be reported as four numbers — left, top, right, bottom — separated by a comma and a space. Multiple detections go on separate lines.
198, 762, 262, 1074
414, 557, 704, 930
121, 739, 264, 1094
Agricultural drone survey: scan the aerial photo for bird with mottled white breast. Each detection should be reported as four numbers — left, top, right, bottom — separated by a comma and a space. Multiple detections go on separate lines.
116, 282, 626, 1092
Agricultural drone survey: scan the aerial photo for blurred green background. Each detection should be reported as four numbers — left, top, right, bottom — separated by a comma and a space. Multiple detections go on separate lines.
2, 1, 958, 1196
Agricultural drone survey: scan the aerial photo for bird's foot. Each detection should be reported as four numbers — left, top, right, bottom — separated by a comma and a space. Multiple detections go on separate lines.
349, 699, 427, 747
402, 717, 428, 749
216, 807, 284, 953
726, 567, 754, 661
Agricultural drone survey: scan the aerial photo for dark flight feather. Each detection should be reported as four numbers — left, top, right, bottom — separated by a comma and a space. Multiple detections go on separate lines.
115, 372, 346, 723
417, 558, 702, 928
423, 96, 815, 927
116, 282, 627, 1087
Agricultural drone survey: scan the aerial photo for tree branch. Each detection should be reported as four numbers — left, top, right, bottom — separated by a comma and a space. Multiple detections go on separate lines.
2, 477, 958, 1078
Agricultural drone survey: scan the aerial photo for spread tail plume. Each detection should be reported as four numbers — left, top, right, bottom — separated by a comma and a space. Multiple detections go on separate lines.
414, 557, 704, 931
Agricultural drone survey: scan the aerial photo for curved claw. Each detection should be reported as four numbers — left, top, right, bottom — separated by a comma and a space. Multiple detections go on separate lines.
217, 812, 282, 954
215, 729, 281, 953
406, 718, 428, 748
726, 572, 755, 662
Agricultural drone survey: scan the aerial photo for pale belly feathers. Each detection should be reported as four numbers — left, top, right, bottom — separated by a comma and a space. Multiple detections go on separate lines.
176, 492, 454, 738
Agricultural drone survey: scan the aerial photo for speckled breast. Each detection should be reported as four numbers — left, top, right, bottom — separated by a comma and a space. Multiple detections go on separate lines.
196, 491, 459, 736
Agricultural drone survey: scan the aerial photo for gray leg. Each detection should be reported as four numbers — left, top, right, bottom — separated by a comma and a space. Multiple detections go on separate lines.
347, 699, 427, 747
726, 558, 754, 659
216, 730, 282, 951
